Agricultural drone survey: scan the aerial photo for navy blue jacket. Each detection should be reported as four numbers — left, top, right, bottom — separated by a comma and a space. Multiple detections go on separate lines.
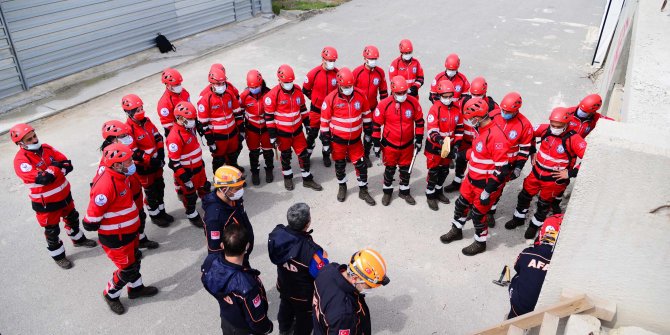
268, 224, 328, 301
509, 243, 554, 314
202, 192, 254, 258
201, 253, 273, 334
312, 263, 371, 335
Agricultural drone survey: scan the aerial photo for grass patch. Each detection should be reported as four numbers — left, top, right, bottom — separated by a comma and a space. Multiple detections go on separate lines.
272, 0, 347, 15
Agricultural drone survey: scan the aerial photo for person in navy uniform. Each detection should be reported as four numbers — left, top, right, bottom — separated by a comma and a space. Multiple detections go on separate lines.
508, 214, 562, 319
268, 203, 329, 335
201, 224, 273, 334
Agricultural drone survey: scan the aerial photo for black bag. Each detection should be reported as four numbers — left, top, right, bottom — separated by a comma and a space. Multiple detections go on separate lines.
155, 33, 176, 53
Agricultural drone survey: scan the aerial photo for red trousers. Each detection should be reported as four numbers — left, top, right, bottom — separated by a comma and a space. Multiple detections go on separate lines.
174, 167, 208, 197
102, 237, 139, 270
522, 172, 568, 202
136, 169, 162, 187
212, 135, 240, 157
382, 145, 413, 166
332, 141, 364, 161
246, 130, 272, 151
309, 111, 321, 129
425, 151, 451, 169
459, 177, 501, 215
36, 200, 76, 227
277, 133, 308, 154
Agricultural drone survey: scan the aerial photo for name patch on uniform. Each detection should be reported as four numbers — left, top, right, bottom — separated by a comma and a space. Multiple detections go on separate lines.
405, 109, 412, 118
210, 231, 220, 240
94, 194, 108, 206
427, 114, 435, 123
160, 108, 170, 117
279, 100, 288, 105
264, 97, 272, 106
212, 105, 220, 110
247, 102, 255, 107
252, 294, 261, 308
509, 130, 518, 139
137, 135, 145, 140
169, 143, 179, 152
476, 142, 484, 152
119, 189, 127, 197
336, 103, 346, 108
19, 163, 32, 172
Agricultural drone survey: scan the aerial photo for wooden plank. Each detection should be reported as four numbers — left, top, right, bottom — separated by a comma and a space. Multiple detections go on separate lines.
560, 288, 617, 322
473, 294, 593, 335
538, 313, 560, 335
507, 325, 524, 335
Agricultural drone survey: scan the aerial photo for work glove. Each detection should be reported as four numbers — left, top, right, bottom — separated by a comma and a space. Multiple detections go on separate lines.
150, 156, 164, 168
184, 181, 194, 190
364, 135, 372, 144
372, 138, 381, 158
82, 219, 100, 232
209, 143, 217, 153
414, 135, 423, 153
270, 137, 277, 147
408, 86, 418, 96
480, 190, 491, 206
511, 167, 522, 180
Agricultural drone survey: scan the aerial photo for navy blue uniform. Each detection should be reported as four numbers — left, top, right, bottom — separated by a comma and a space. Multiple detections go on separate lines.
268, 224, 329, 335
201, 253, 273, 335
202, 192, 254, 263
313, 263, 371, 335
508, 243, 553, 318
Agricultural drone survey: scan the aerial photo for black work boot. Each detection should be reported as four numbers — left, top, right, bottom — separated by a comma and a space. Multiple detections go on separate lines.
443, 181, 461, 193
426, 193, 439, 211
139, 237, 159, 249
382, 193, 392, 206
505, 217, 525, 230
358, 187, 376, 206
251, 171, 260, 186
284, 177, 294, 191
440, 227, 463, 244
160, 210, 175, 223
436, 191, 451, 204
55, 257, 73, 269
150, 214, 171, 228
487, 213, 496, 228
104, 295, 125, 315
189, 214, 204, 228
524, 224, 540, 239
337, 184, 347, 202
302, 179, 323, 191
398, 192, 416, 205
323, 153, 332, 167
73, 236, 98, 248
265, 167, 274, 183
462, 241, 487, 256
128, 285, 159, 299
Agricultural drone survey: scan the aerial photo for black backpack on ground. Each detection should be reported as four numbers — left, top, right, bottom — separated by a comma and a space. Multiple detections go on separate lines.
155, 33, 176, 53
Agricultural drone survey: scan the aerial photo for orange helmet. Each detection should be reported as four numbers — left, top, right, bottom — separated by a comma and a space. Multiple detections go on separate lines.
500, 92, 523, 113
9, 123, 35, 144
363, 45, 379, 59
462, 97, 488, 119
348, 249, 390, 288
121, 94, 143, 111
436, 80, 455, 95
277, 64, 295, 83
246, 69, 263, 88
579, 94, 602, 113
336, 67, 354, 87
470, 77, 488, 95
208, 65, 227, 84
321, 46, 338, 61
399, 39, 413, 53
103, 143, 133, 167
101, 120, 130, 139
174, 101, 197, 119
161, 68, 183, 85
445, 54, 460, 70
213, 165, 245, 188
390, 76, 409, 93
549, 107, 571, 123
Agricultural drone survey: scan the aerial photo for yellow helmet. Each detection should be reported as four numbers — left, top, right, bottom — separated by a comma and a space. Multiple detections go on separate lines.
213, 165, 244, 188
348, 249, 390, 288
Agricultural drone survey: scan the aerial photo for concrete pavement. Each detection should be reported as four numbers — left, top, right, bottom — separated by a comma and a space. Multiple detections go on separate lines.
0, 1, 604, 334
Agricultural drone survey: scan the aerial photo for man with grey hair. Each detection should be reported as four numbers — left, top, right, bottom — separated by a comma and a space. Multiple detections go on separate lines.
268, 203, 329, 335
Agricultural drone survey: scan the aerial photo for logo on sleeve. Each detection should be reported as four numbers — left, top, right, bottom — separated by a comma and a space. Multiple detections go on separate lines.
198, 104, 205, 112
339, 330, 351, 335
431, 79, 437, 86
374, 109, 380, 117
373, 78, 380, 86
476, 142, 483, 152
160, 107, 170, 117
19, 163, 32, 172
97, 166, 106, 175
264, 96, 272, 106
405, 109, 412, 118
389, 65, 395, 73
321, 102, 328, 110
210, 231, 220, 240
427, 114, 435, 123
509, 130, 518, 139
304, 76, 309, 84
252, 294, 261, 308
94, 194, 108, 206
168, 143, 179, 153
557, 145, 565, 154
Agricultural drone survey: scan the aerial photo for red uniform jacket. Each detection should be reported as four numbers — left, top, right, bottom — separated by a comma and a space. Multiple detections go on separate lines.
263, 84, 308, 137
84, 169, 140, 236
425, 101, 463, 155
197, 85, 242, 137
429, 71, 470, 99
531, 124, 587, 180
320, 89, 371, 143
126, 118, 164, 172
166, 124, 204, 180
389, 57, 424, 88
240, 87, 271, 133
467, 121, 512, 192
353, 64, 388, 111
566, 106, 613, 139
302, 65, 338, 110
14, 144, 72, 212
157, 89, 191, 131
491, 111, 534, 168
372, 95, 424, 148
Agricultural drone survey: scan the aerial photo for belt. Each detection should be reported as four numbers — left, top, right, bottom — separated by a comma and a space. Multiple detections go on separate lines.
332, 135, 362, 145
213, 128, 239, 141
32, 193, 72, 213
468, 176, 487, 189
246, 123, 266, 134
277, 126, 304, 138
381, 137, 413, 150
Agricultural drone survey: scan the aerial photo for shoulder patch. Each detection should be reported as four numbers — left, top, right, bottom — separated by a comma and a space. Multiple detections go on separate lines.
19, 162, 32, 172
252, 294, 261, 308
374, 108, 380, 117
210, 231, 220, 240
321, 102, 327, 110
94, 194, 108, 206
427, 114, 435, 123
198, 104, 205, 112
97, 166, 106, 175
389, 65, 395, 73
579, 142, 586, 149
160, 107, 170, 117
168, 143, 179, 152
264, 96, 272, 106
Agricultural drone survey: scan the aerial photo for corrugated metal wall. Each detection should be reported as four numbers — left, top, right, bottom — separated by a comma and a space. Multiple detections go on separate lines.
0, 0, 260, 100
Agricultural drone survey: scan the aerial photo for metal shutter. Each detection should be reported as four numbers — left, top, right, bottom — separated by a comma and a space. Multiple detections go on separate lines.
0, 8, 24, 99
234, 0, 253, 21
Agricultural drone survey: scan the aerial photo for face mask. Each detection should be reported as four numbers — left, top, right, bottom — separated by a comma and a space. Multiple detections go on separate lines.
446, 70, 457, 77
324, 61, 336, 70
213, 84, 226, 94
466, 118, 483, 129
124, 163, 136, 176
228, 188, 244, 200
170, 85, 183, 94
341, 87, 354, 96
472, 94, 484, 99
249, 87, 261, 94
118, 135, 134, 145
281, 82, 294, 91
550, 126, 566, 136
394, 93, 407, 103
24, 141, 42, 151
401, 53, 412, 61
576, 109, 590, 119
440, 97, 452, 105
501, 111, 515, 120
132, 110, 146, 121
184, 119, 196, 129
366, 59, 377, 68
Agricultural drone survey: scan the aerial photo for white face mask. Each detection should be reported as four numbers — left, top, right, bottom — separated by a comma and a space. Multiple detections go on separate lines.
576, 108, 590, 118
394, 93, 407, 103
281, 82, 294, 91
184, 119, 196, 129
446, 70, 457, 77
228, 188, 244, 200
24, 141, 42, 151
366, 59, 377, 68
440, 97, 452, 105
213, 84, 226, 94
324, 61, 336, 70
550, 126, 566, 135
401, 53, 412, 61
341, 87, 354, 96
472, 94, 484, 99
170, 85, 183, 94
118, 135, 133, 145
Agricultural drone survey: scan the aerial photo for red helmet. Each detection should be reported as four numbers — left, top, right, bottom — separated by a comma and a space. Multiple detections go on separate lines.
470, 77, 488, 95
9, 123, 34, 144
390, 76, 409, 93
174, 101, 197, 119
321, 46, 338, 61
210, 63, 225, 75
436, 80, 455, 95
462, 97, 488, 119
445, 54, 460, 70
246, 69, 263, 88
103, 143, 133, 167
121, 94, 143, 111
336, 67, 354, 87
101, 120, 130, 139
277, 64, 295, 83
538, 214, 563, 245
161, 68, 183, 85
500, 92, 523, 113
399, 39, 413, 53
579, 94, 602, 113
363, 45, 380, 59
208, 67, 227, 84
549, 107, 571, 123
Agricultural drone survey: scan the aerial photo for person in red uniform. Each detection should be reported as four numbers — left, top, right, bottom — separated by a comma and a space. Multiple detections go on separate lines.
197, 64, 244, 174
264, 64, 323, 192
429, 53, 470, 103
11, 124, 97, 269
388, 39, 424, 98
439, 98, 511, 256
157, 68, 190, 137
320, 67, 376, 206
97, 120, 160, 250
83, 143, 159, 314
240, 69, 274, 185
353, 45, 389, 168
505, 107, 587, 239
303, 46, 339, 167
444, 76, 500, 193
121, 94, 174, 228
197, 64, 241, 102
372, 75, 425, 207
166, 101, 210, 227
487, 92, 534, 226
424, 80, 463, 211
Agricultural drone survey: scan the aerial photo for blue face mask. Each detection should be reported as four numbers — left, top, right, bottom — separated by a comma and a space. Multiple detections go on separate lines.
124, 163, 136, 176
576, 109, 590, 119
501, 111, 515, 120
249, 87, 261, 94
